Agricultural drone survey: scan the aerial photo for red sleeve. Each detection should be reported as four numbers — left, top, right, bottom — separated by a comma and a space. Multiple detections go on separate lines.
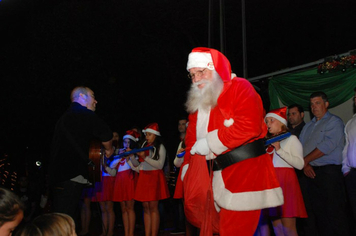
217, 78, 267, 150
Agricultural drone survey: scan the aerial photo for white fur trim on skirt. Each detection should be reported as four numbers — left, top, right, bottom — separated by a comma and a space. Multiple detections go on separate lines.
212, 170, 284, 211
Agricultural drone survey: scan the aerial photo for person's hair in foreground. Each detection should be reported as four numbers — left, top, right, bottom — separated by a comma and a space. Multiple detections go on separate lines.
16, 213, 76, 236
0, 188, 24, 227
0, 187, 24, 236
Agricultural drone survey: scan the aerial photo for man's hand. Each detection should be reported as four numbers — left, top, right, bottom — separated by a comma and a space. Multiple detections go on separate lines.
190, 138, 210, 155
304, 164, 316, 178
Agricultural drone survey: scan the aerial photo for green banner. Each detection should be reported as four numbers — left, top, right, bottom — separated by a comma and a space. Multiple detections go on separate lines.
269, 67, 356, 110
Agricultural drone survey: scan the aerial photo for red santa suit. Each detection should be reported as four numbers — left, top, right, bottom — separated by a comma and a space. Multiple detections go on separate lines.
181, 47, 284, 236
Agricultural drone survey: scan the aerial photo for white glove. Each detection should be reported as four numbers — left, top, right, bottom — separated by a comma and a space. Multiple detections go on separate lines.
190, 138, 210, 155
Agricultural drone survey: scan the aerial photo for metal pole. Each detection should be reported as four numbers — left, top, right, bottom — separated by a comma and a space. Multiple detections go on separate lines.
219, 0, 225, 54
241, 0, 248, 79
208, 0, 212, 47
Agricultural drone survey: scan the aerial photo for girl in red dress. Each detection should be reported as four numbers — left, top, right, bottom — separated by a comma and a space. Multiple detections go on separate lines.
256, 107, 307, 236
93, 150, 119, 236
112, 129, 140, 236
128, 123, 170, 236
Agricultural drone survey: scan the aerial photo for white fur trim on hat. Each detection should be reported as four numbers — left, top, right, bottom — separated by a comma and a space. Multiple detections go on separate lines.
187, 52, 214, 71
123, 134, 138, 142
265, 113, 287, 126
143, 128, 161, 136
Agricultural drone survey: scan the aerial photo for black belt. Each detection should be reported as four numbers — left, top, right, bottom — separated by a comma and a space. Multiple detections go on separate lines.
213, 139, 266, 171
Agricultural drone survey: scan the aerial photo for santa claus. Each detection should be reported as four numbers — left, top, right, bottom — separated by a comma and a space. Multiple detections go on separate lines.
179, 47, 284, 236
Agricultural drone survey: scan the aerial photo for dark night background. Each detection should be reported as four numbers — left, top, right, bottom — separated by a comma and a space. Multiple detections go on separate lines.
1, 0, 355, 173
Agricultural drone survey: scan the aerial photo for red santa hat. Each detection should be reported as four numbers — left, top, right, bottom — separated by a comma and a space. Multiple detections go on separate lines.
265, 107, 288, 126
186, 47, 232, 83
123, 129, 140, 142
142, 123, 161, 136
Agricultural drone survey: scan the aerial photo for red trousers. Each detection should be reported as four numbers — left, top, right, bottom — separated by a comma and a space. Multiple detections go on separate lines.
219, 208, 261, 236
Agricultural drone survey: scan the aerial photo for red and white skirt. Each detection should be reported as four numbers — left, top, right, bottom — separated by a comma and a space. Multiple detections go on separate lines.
92, 176, 115, 202
112, 169, 136, 202
267, 167, 307, 218
134, 169, 170, 202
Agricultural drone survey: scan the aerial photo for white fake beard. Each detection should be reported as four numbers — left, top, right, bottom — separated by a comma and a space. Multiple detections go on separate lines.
185, 71, 224, 113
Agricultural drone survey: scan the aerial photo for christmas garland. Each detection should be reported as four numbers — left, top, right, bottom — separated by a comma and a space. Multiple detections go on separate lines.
318, 53, 356, 74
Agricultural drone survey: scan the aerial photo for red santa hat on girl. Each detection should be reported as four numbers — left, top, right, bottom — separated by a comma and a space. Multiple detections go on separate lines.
186, 47, 232, 83
265, 107, 288, 126
123, 129, 140, 142
142, 123, 161, 136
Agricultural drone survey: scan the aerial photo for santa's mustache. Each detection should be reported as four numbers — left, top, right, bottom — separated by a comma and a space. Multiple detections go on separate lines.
192, 79, 210, 89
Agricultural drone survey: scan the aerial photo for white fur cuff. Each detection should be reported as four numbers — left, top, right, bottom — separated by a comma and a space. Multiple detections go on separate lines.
206, 130, 228, 155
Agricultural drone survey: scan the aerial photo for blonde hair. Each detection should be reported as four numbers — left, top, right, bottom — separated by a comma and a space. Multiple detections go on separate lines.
18, 213, 75, 236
